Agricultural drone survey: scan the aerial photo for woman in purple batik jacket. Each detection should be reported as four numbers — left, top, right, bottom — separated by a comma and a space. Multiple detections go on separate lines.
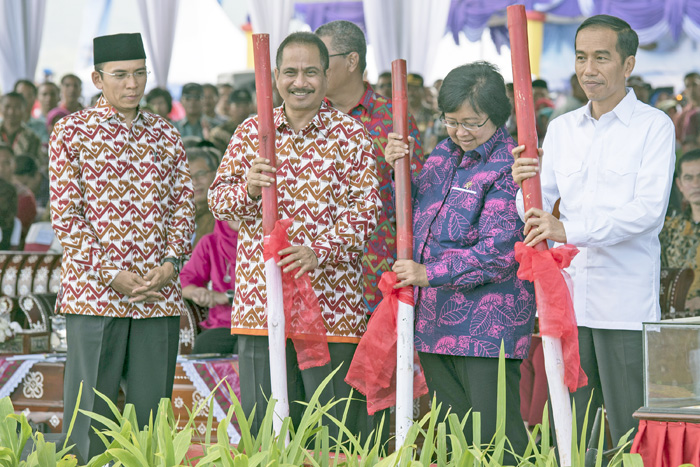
386, 61, 536, 461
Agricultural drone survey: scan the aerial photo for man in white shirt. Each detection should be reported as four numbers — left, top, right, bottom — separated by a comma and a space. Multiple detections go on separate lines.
511, 15, 676, 445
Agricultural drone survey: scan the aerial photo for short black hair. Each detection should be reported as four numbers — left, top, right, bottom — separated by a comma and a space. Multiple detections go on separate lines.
678, 149, 700, 177
61, 74, 82, 86
14, 79, 37, 95
202, 83, 219, 97
437, 61, 510, 128
575, 15, 638, 61
146, 87, 173, 113
187, 147, 220, 172
685, 72, 700, 82
1, 92, 26, 107
276, 32, 329, 72
315, 20, 367, 73
14, 155, 38, 176
378, 71, 392, 81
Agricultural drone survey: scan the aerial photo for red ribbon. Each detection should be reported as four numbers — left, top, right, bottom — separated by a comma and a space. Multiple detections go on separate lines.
514, 242, 587, 392
263, 218, 330, 370
345, 272, 428, 415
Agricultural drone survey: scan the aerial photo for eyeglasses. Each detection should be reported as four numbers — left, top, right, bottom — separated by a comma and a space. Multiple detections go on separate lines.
99, 69, 151, 81
328, 51, 352, 58
441, 116, 490, 132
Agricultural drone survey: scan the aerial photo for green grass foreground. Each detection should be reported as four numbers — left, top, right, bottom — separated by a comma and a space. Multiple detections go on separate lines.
0, 345, 668, 467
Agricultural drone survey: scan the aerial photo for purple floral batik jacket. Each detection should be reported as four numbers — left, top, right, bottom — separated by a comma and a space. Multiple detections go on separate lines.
412, 127, 536, 359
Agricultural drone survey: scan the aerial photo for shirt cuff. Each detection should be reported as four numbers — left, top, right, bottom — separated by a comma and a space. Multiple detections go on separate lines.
515, 189, 526, 221
562, 218, 586, 245
425, 261, 451, 287
309, 242, 329, 267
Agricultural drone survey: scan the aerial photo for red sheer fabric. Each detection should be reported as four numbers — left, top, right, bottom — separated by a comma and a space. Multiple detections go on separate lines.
514, 243, 587, 392
262, 218, 330, 370
632, 419, 700, 467
345, 272, 428, 414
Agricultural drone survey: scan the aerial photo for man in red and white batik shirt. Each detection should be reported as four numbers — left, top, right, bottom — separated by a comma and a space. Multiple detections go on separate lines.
50, 33, 195, 461
209, 32, 380, 441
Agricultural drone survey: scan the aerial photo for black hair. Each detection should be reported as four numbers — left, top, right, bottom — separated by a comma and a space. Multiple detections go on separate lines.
532, 79, 548, 90
146, 87, 173, 113
437, 61, 510, 128
13, 79, 37, 95
276, 32, 329, 72
678, 149, 700, 177
61, 74, 82, 86
187, 147, 220, 172
202, 84, 219, 97
1, 92, 27, 107
315, 20, 367, 73
575, 15, 638, 61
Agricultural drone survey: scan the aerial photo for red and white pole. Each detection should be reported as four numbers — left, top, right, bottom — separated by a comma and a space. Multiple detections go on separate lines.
253, 33, 289, 439
392, 58, 415, 447
507, 6, 572, 465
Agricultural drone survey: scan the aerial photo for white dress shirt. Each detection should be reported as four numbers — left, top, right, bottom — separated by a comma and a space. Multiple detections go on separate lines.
517, 89, 676, 330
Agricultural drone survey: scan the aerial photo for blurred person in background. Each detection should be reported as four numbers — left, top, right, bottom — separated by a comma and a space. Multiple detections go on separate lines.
146, 87, 173, 120
59, 74, 83, 113
202, 84, 226, 128
209, 89, 254, 153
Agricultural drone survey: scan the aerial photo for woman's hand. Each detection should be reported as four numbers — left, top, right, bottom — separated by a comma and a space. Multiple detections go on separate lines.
511, 145, 543, 189
385, 133, 414, 169
393, 259, 429, 288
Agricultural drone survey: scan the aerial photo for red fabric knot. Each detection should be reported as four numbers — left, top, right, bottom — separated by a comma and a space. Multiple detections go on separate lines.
514, 242, 587, 392
263, 218, 330, 370
345, 271, 428, 414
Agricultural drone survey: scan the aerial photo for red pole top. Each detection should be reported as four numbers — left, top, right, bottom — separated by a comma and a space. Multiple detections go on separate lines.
252, 33, 279, 237
507, 4, 547, 252
391, 59, 413, 261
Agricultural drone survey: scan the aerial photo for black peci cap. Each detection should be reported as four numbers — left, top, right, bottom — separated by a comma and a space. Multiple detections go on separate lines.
93, 33, 146, 65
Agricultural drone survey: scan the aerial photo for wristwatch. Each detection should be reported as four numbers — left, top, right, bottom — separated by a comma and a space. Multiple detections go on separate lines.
161, 257, 182, 276
225, 289, 235, 305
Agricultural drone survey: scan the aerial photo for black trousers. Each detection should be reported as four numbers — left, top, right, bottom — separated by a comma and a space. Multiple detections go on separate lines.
419, 352, 528, 464
572, 327, 644, 447
63, 314, 180, 461
192, 326, 238, 355
237, 335, 378, 447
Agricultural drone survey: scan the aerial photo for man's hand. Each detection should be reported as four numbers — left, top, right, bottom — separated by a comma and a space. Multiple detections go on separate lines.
277, 246, 318, 279
393, 259, 429, 288
511, 145, 543, 189
246, 157, 276, 199
523, 208, 567, 247
110, 270, 164, 303
189, 287, 229, 308
129, 264, 174, 303
385, 133, 414, 169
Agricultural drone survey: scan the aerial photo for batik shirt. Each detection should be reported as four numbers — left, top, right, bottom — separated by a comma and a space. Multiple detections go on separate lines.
660, 209, 700, 301
337, 84, 425, 313
208, 102, 381, 343
50, 95, 195, 318
412, 128, 536, 359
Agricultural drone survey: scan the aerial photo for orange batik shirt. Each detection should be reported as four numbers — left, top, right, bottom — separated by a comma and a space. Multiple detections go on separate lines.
49, 96, 195, 319
208, 102, 381, 343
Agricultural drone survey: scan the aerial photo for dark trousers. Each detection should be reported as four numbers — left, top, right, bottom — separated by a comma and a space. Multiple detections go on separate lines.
63, 314, 180, 461
419, 352, 528, 464
192, 327, 238, 355
237, 335, 377, 447
572, 327, 644, 447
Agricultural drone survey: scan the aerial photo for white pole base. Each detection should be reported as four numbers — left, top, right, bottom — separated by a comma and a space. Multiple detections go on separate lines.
395, 300, 414, 447
265, 257, 289, 443
542, 335, 573, 467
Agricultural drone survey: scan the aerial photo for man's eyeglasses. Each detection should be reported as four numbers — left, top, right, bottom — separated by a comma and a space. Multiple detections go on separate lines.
99, 69, 151, 81
441, 116, 490, 132
328, 51, 352, 58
